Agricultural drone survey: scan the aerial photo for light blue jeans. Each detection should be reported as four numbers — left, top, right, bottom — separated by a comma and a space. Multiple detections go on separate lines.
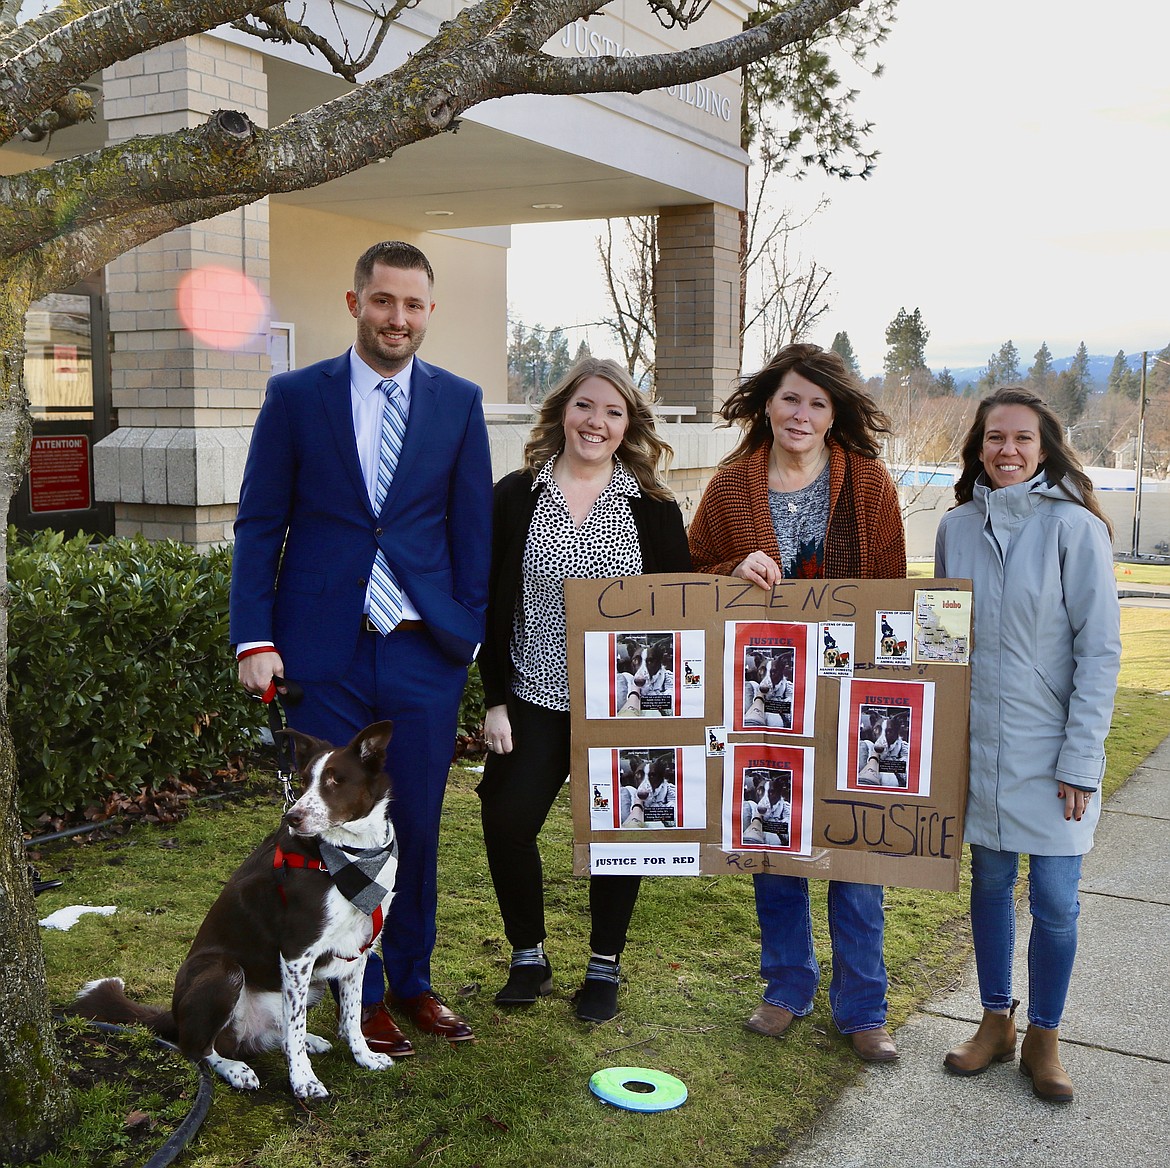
969, 845, 1083, 1030
753, 873, 888, 1034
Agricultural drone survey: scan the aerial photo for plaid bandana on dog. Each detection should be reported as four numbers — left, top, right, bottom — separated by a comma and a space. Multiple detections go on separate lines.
319, 839, 398, 916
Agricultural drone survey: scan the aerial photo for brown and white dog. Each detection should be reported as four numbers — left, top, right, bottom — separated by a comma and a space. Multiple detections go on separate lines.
74, 721, 398, 1100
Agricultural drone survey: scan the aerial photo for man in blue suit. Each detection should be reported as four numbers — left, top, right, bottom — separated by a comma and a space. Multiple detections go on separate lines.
230, 241, 492, 1053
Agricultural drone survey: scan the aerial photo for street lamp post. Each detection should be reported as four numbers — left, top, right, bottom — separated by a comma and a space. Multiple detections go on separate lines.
1131, 351, 1148, 557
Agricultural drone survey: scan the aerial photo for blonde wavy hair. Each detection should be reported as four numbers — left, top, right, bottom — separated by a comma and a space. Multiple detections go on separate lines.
523, 357, 675, 501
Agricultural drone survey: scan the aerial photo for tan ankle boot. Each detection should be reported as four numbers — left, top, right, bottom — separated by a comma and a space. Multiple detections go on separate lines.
944, 1000, 1018, 1076
1019, 1025, 1074, 1102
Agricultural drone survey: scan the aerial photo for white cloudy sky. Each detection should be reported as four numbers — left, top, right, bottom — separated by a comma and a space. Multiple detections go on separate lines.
507, 0, 1170, 377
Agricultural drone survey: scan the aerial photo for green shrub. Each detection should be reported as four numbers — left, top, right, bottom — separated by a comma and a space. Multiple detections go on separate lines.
7, 528, 265, 824
457, 661, 486, 754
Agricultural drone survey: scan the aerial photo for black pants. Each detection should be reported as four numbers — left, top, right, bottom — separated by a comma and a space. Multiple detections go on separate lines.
478, 695, 640, 957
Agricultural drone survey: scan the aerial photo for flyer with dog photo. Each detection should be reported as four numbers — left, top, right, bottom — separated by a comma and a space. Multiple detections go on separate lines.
873, 610, 913, 665
818, 621, 855, 678
721, 742, 813, 856
723, 621, 817, 735
836, 679, 936, 797
582, 630, 706, 719
588, 745, 707, 831
913, 589, 972, 665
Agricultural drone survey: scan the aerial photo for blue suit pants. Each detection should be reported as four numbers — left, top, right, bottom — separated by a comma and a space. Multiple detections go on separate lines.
290, 624, 467, 1002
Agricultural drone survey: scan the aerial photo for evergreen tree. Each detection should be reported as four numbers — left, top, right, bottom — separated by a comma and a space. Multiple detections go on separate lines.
507, 321, 575, 402
546, 327, 573, 388
1030, 342, 1053, 380
982, 339, 1020, 389
1050, 368, 1087, 428
1071, 341, 1093, 396
831, 330, 862, 377
883, 307, 929, 380
1106, 349, 1139, 400
1028, 342, 1054, 399
934, 367, 957, 396
1148, 341, 1170, 397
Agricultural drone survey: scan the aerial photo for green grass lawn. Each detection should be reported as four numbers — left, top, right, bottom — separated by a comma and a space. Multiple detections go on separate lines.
32, 604, 1170, 1168
1114, 561, 1170, 586
911, 557, 1170, 590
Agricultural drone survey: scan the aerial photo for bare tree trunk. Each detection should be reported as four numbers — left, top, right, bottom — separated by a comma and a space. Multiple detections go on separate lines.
0, 299, 75, 1161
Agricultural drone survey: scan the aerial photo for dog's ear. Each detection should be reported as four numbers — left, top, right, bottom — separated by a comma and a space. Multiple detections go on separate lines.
280, 728, 331, 769
351, 721, 393, 768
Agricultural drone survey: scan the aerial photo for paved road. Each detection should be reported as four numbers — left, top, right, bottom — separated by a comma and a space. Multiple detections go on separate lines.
777, 735, 1170, 1168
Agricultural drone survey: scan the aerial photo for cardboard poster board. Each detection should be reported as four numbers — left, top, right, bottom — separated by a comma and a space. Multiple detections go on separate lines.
566, 575, 972, 892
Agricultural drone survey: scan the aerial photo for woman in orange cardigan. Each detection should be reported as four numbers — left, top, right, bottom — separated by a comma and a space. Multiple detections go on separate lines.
689, 343, 906, 1061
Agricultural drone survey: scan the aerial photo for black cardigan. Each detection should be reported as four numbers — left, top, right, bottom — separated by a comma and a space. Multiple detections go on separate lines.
478, 468, 692, 708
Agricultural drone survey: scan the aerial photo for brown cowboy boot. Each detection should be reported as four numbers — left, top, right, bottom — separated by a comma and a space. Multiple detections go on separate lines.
1019, 1025, 1074, 1102
944, 1000, 1018, 1076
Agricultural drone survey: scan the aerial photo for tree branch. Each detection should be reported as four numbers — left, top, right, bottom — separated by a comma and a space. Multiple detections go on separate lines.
27, 194, 251, 301
510, 0, 863, 96
0, 110, 267, 255
2, 0, 865, 272
0, 0, 23, 39
17, 87, 96, 143
233, 2, 418, 82
0, 1, 273, 145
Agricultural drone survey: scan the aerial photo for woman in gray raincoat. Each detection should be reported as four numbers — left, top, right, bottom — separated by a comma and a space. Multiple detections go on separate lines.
934, 387, 1121, 1104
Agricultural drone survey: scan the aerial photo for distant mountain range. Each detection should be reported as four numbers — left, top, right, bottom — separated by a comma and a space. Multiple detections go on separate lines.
932, 353, 1145, 392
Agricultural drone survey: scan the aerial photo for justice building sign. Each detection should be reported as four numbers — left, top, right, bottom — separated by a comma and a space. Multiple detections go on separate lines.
566, 574, 973, 892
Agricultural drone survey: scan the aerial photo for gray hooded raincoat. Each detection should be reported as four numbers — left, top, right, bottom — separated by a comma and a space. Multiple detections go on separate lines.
935, 471, 1121, 856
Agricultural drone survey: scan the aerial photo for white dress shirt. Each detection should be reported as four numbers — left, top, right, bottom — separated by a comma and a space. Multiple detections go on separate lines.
349, 348, 421, 622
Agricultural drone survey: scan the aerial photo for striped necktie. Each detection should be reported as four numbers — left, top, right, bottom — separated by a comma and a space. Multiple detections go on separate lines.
367, 379, 405, 634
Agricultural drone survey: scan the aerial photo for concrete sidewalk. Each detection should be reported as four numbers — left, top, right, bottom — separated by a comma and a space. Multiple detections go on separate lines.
1117, 580, 1170, 609
778, 735, 1170, 1167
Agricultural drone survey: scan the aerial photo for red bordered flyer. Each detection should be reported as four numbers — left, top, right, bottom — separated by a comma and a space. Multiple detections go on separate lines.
836, 678, 936, 797
587, 745, 707, 831
722, 621, 817, 735
721, 743, 813, 855
583, 630, 706, 719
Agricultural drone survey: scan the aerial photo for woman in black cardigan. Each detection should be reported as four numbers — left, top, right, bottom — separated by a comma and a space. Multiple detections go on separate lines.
477, 357, 691, 1022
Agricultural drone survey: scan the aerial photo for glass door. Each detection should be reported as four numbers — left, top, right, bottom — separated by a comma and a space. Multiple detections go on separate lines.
10, 276, 113, 537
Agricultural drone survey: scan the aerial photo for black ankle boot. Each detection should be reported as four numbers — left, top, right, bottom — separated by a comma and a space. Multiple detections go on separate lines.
574, 959, 621, 1022
494, 956, 553, 1006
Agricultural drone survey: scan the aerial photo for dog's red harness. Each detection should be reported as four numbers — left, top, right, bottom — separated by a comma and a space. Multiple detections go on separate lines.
272, 844, 384, 959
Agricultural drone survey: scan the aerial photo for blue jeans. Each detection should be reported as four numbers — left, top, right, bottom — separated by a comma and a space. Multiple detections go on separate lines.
753, 873, 888, 1034
969, 845, 1082, 1030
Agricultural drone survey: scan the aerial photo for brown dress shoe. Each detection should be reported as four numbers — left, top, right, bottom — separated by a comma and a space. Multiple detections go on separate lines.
360, 1003, 415, 1057
745, 1001, 796, 1038
390, 990, 475, 1042
850, 1026, 899, 1062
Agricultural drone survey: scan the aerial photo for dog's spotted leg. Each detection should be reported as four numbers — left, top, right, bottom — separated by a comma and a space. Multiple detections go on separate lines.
338, 956, 394, 1072
304, 1032, 333, 1054
205, 1051, 261, 1091
280, 955, 328, 1099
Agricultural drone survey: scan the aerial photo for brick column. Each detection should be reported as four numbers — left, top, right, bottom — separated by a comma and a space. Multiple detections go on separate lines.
93, 35, 269, 548
654, 203, 741, 422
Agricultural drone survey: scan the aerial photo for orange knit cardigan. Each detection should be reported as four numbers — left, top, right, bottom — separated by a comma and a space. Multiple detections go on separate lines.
688, 440, 906, 580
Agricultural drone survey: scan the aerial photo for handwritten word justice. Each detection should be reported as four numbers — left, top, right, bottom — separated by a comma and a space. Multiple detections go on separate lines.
822, 798, 957, 858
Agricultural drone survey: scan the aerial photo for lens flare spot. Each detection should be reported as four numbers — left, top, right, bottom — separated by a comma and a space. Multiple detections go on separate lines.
177, 265, 267, 350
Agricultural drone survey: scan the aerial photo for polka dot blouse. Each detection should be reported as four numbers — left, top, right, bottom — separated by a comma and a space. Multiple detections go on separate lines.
510, 456, 643, 711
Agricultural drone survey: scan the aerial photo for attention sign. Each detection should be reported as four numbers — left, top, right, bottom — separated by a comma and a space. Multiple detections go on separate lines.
29, 434, 91, 513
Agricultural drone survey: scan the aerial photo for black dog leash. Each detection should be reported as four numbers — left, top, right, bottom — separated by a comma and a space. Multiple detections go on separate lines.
253, 676, 304, 807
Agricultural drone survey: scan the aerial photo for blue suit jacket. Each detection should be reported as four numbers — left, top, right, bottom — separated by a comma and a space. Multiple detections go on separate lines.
230, 351, 492, 677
